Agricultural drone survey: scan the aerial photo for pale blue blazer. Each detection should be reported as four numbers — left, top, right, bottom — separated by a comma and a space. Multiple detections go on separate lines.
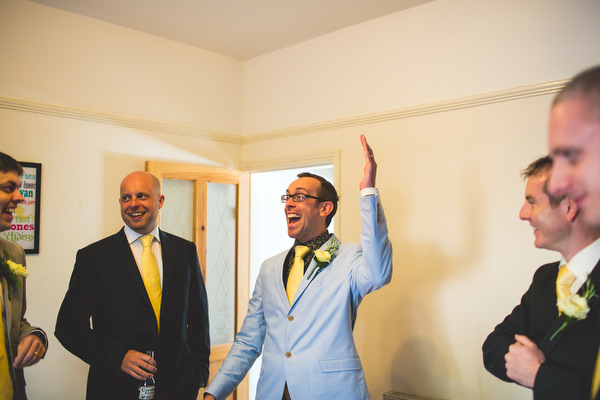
206, 193, 393, 400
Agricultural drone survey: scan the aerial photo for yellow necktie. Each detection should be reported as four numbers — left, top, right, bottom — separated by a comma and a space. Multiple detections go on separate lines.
0, 285, 13, 399
593, 350, 600, 400
141, 235, 161, 330
556, 265, 575, 303
286, 246, 309, 304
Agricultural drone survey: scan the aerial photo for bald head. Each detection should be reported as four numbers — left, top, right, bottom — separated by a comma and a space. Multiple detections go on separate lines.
119, 171, 164, 234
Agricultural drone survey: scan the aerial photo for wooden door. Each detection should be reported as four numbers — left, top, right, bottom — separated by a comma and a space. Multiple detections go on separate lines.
146, 161, 250, 400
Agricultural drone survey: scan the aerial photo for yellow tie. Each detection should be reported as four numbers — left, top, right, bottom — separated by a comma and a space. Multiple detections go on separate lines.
556, 265, 575, 303
286, 246, 309, 304
141, 235, 161, 331
0, 285, 13, 399
593, 350, 600, 400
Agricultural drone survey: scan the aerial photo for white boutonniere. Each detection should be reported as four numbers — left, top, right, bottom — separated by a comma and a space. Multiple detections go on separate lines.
550, 276, 596, 341
0, 248, 28, 299
307, 239, 340, 279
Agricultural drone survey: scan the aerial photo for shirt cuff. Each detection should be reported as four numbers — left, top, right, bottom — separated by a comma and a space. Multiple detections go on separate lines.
360, 187, 379, 197
28, 329, 48, 349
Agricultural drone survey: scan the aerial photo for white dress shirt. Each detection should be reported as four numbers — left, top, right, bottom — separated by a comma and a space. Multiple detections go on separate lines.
561, 237, 600, 294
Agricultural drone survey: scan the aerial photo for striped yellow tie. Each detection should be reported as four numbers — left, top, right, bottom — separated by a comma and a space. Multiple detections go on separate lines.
0, 286, 13, 399
141, 235, 162, 331
286, 246, 309, 304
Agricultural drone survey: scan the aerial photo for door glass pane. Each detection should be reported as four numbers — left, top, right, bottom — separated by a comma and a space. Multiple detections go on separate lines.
206, 182, 237, 345
161, 179, 194, 241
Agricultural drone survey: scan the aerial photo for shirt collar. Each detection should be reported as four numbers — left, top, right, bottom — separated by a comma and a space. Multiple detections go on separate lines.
294, 231, 332, 252
565, 237, 600, 282
124, 224, 161, 245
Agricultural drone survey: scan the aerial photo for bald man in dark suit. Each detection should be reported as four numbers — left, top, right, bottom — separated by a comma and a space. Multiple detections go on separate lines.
56, 171, 210, 399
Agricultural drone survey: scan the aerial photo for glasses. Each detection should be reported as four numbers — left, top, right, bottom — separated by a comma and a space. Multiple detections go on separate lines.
281, 193, 324, 203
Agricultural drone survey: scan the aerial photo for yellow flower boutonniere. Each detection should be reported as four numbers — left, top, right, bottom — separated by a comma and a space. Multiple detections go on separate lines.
550, 276, 596, 341
307, 239, 340, 279
0, 248, 28, 299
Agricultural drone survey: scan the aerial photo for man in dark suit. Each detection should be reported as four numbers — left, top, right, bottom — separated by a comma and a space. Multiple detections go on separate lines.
55, 171, 210, 400
0, 152, 48, 400
483, 155, 600, 399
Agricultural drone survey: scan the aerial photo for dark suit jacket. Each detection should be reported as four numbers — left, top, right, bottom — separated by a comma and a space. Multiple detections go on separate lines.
483, 260, 600, 400
0, 237, 46, 400
55, 229, 210, 400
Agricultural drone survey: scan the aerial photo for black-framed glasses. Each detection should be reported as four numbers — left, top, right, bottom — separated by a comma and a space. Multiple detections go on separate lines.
281, 193, 324, 203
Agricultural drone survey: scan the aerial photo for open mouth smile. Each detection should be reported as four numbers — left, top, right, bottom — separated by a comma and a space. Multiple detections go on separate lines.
287, 213, 300, 224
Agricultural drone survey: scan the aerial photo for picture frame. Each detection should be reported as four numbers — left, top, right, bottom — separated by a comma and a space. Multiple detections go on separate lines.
1, 162, 42, 254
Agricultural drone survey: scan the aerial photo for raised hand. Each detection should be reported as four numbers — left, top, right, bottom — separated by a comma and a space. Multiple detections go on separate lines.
359, 134, 377, 190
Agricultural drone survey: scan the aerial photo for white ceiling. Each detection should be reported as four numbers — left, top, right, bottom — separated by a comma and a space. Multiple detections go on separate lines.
30, 0, 433, 60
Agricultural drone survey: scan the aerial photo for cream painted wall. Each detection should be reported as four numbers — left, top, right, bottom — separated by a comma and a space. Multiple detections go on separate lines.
240, 0, 600, 399
1, 0, 599, 399
242, 0, 600, 135
0, 0, 244, 134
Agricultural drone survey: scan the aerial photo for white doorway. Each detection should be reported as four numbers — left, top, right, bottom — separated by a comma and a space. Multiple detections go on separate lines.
248, 164, 334, 400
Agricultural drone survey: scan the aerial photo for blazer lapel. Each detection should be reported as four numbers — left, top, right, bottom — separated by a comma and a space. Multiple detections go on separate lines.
159, 230, 174, 305
112, 229, 155, 313
272, 251, 292, 308
0, 278, 10, 343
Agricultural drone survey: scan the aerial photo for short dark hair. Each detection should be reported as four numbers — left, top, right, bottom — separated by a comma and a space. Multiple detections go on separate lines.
553, 65, 600, 122
297, 172, 339, 227
521, 155, 566, 207
0, 152, 23, 176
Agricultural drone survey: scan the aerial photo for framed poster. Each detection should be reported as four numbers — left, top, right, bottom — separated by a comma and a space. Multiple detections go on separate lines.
1, 162, 41, 254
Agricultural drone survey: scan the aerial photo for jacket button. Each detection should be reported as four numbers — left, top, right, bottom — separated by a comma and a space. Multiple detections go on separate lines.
285, 352, 292, 358
288, 316, 294, 321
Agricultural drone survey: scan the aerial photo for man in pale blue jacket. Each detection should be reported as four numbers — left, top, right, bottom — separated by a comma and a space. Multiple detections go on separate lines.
205, 135, 393, 400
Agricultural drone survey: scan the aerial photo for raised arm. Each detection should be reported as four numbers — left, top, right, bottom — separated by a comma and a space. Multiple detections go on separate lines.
354, 134, 392, 298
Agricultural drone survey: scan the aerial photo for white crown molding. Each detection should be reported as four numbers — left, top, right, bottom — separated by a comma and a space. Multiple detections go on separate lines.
241, 79, 568, 143
0, 79, 567, 145
0, 96, 243, 144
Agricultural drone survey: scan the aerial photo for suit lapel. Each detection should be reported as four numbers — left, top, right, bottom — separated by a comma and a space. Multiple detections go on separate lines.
273, 252, 291, 308
159, 230, 174, 305
0, 242, 11, 336
112, 229, 155, 313
0, 240, 20, 339
0, 277, 10, 344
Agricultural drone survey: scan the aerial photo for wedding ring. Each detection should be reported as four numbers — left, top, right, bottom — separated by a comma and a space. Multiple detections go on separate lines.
34, 351, 39, 357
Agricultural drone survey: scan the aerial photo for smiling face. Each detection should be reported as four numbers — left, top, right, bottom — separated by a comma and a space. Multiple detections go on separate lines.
119, 172, 164, 234
0, 170, 25, 233
284, 177, 332, 243
548, 97, 600, 229
519, 173, 571, 252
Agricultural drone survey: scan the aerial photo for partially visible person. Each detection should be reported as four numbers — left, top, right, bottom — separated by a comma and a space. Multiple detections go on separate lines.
0, 152, 47, 400
548, 65, 600, 228
483, 155, 600, 399
55, 171, 209, 400
547, 65, 600, 400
